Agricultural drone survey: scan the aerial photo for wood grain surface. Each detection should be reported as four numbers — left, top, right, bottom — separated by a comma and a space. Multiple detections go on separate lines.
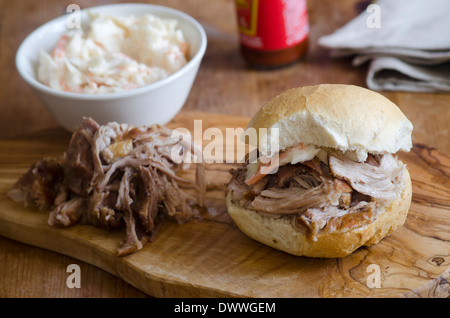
1, 0, 450, 298
0, 111, 449, 298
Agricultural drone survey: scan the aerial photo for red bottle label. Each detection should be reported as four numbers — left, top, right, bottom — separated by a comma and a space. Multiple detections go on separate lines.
235, 0, 309, 51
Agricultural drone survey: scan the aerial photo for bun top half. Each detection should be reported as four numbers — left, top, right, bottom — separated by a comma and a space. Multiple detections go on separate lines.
245, 84, 413, 161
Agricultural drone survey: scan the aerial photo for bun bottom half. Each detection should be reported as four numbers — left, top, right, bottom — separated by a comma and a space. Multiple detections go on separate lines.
226, 169, 412, 258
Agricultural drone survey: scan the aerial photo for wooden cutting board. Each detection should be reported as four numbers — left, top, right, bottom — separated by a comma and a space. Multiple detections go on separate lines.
0, 111, 449, 298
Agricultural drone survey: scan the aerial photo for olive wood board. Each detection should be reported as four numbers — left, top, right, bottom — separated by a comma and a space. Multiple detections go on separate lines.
0, 111, 449, 298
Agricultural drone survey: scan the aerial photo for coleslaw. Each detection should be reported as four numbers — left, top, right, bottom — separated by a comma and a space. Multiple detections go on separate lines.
38, 12, 189, 94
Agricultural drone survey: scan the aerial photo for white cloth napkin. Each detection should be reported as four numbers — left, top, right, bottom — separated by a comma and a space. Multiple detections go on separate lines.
318, 0, 450, 92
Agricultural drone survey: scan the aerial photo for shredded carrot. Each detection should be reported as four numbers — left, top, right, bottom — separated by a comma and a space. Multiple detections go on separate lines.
52, 35, 68, 59
244, 162, 267, 186
244, 143, 305, 186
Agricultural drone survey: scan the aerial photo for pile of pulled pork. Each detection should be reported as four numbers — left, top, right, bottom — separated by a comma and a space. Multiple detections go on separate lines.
227, 152, 406, 240
8, 118, 205, 256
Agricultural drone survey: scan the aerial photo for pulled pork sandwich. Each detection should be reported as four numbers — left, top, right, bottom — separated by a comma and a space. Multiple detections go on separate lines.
226, 84, 413, 258
8, 118, 205, 256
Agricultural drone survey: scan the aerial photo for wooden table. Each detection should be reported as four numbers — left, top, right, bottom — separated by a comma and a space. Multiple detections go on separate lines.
0, 0, 449, 298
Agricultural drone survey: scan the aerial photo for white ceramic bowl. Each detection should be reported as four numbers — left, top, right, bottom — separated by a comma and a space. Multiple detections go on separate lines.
16, 3, 207, 132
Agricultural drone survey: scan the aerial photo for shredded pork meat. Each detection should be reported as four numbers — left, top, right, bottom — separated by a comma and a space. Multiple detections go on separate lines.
8, 117, 206, 256
329, 154, 405, 200
227, 152, 405, 240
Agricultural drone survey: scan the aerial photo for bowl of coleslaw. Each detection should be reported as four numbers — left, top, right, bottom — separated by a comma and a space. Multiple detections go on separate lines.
16, 3, 207, 131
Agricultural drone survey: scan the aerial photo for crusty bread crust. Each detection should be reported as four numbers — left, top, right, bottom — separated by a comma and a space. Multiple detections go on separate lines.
226, 168, 412, 258
245, 84, 413, 159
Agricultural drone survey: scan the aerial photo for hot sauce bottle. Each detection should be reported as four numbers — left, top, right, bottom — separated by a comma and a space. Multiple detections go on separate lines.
235, 0, 309, 68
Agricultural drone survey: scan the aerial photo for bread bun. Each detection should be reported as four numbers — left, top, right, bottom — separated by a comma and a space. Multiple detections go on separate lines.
228, 84, 414, 258
245, 84, 413, 160
226, 168, 412, 258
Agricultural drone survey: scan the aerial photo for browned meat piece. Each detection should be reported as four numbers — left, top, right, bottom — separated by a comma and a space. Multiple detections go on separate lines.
116, 167, 149, 256
227, 162, 348, 215
80, 189, 123, 229
329, 154, 405, 200
297, 201, 379, 240
48, 197, 85, 227
133, 166, 160, 232
63, 117, 101, 196
249, 186, 326, 215
7, 158, 64, 209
